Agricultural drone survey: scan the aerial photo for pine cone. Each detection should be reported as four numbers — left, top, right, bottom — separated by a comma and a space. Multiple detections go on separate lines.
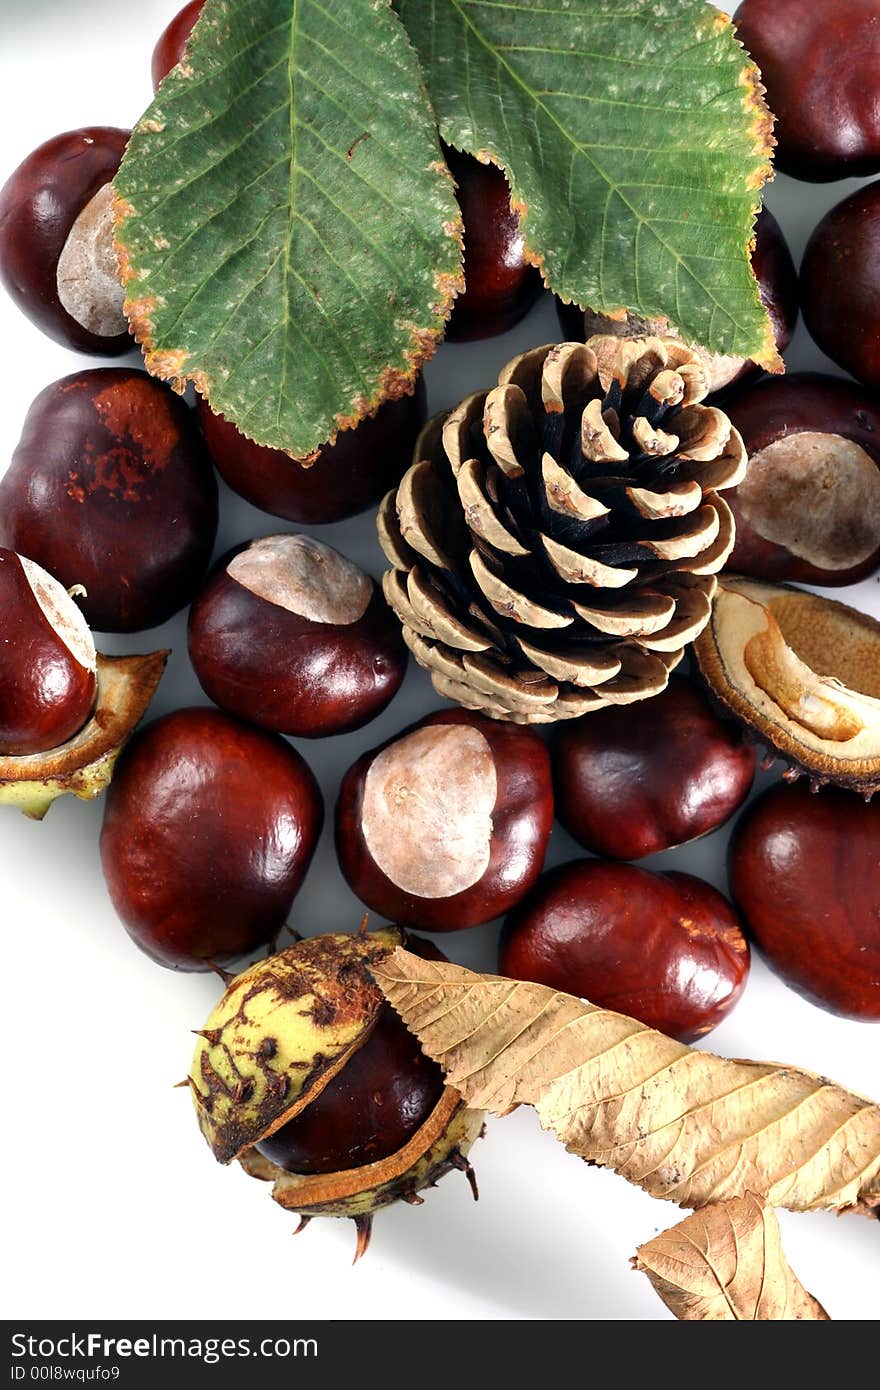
378, 337, 746, 724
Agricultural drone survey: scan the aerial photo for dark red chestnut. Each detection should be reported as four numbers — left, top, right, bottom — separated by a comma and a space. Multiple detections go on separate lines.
734, 0, 880, 182
256, 1002, 445, 1174
0, 549, 97, 756
336, 708, 553, 931
152, 0, 205, 89
500, 860, 750, 1043
555, 206, 798, 392
744, 205, 800, 368
552, 677, 755, 860
725, 374, 880, 586
729, 782, 880, 1020
0, 128, 131, 353
188, 534, 407, 738
444, 146, 543, 341
800, 182, 880, 391
100, 707, 323, 970
0, 369, 218, 632
198, 380, 426, 525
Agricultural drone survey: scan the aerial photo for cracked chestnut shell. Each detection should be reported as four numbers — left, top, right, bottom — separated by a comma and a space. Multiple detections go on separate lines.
729, 782, 880, 1020
734, 0, 880, 182
191, 929, 483, 1255
0, 369, 218, 632
725, 374, 880, 586
188, 535, 407, 738
0, 549, 97, 757
198, 381, 427, 526
100, 707, 323, 970
800, 182, 880, 391
0, 127, 131, 352
556, 207, 797, 393
152, 0, 205, 88
552, 676, 755, 859
336, 708, 553, 931
444, 147, 543, 341
500, 860, 750, 1043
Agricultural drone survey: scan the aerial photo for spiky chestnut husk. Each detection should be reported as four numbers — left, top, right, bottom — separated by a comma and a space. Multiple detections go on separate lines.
189, 929, 483, 1258
379, 336, 744, 724
0, 650, 167, 819
694, 576, 880, 799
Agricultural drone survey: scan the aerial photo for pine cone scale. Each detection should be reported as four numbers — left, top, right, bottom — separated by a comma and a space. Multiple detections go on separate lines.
457, 459, 530, 556
570, 589, 677, 636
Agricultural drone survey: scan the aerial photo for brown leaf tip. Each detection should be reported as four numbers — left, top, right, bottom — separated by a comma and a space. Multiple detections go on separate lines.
634, 1196, 831, 1320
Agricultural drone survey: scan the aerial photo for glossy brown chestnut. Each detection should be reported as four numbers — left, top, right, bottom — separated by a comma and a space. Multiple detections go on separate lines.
0, 369, 218, 632
100, 708, 323, 970
800, 182, 880, 391
188, 534, 407, 738
552, 677, 755, 860
555, 206, 798, 392
198, 380, 426, 525
0, 127, 131, 352
0, 549, 97, 756
729, 782, 880, 1020
725, 374, 880, 586
336, 708, 553, 931
500, 860, 750, 1043
444, 146, 543, 341
151, 0, 205, 89
734, 0, 880, 182
256, 1002, 445, 1174
745, 205, 800, 368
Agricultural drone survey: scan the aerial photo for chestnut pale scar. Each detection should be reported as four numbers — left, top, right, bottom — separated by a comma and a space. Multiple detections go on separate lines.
56, 183, 128, 337
229, 535, 371, 626
360, 725, 497, 898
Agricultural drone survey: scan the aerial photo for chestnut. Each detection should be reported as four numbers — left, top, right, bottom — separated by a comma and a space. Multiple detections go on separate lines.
335, 708, 553, 931
443, 146, 543, 341
725, 374, 880, 586
0, 369, 219, 632
256, 1002, 445, 1174
500, 860, 750, 1043
742, 205, 800, 372
734, 0, 880, 182
555, 206, 798, 392
0, 549, 97, 756
152, 0, 205, 89
188, 534, 407, 738
198, 380, 426, 525
0, 127, 131, 353
552, 677, 755, 860
800, 182, 880, 391
729, 782, 880, 1021
100, 707, 323, 970
192, 928, 482, 1258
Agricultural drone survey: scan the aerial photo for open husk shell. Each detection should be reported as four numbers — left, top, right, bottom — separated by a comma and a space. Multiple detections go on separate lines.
694, 576, 880, 797
190, 931, 483, 1239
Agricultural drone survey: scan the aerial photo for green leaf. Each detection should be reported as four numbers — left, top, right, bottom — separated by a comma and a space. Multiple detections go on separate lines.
398, 0, 777, 366
114, 0, 463, 458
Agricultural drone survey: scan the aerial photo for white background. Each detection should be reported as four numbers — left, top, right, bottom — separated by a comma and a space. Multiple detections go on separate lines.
0, 0, 877, 1322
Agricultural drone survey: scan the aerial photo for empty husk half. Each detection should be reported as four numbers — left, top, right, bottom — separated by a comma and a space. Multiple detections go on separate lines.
694, 576, 880, 797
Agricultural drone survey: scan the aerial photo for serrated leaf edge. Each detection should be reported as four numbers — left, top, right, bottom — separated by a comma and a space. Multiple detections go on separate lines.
435, 2, 780, 371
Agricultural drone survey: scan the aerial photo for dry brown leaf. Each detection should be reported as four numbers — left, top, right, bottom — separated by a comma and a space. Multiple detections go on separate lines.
633, 1195, 830, 1320
374, 950, 880, 1217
